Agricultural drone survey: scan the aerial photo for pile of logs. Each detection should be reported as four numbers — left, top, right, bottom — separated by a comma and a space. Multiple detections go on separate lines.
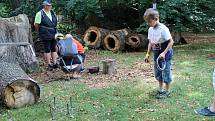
84, 26, 148, 52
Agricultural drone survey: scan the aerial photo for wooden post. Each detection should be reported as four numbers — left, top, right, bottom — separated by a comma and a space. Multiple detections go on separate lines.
102, 59, 116, 74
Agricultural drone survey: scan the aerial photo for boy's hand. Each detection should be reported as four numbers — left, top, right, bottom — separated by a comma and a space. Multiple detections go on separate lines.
160, 52, 166, 59
144, 53, 150, 63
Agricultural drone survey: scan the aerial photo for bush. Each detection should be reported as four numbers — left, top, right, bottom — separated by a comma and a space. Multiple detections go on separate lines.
0, 3, 10, 18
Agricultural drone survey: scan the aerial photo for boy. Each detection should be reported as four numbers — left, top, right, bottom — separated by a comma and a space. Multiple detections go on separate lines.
143, 8, 174, 99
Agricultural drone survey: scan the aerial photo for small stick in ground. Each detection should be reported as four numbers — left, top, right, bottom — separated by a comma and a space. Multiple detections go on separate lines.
66, 103, 70, 115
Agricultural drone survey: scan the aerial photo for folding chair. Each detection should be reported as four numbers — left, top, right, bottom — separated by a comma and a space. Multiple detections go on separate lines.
59, 54, 82, 73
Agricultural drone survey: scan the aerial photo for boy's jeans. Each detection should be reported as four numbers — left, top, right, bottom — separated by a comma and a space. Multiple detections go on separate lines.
154, 59, 172, 84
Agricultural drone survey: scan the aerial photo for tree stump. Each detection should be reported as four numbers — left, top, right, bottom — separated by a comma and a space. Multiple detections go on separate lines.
0, 61, 40, 108
102, 59, 116, 74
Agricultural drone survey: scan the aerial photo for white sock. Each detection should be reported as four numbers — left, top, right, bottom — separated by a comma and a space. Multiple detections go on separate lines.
159, 88, 164, 92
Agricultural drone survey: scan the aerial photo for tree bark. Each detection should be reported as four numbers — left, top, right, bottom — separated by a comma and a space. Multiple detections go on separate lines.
0, 14, 40, 108
0, 61, 40, 108
126, 33, 148, 49
103, 29, 131, 52
126, 33, 149, 51
102, 59, 116, 74
0, 14, 38, 72
83, 26, 110, 49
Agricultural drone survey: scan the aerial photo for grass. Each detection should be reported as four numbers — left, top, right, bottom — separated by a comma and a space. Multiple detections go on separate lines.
0, 43, 215, 121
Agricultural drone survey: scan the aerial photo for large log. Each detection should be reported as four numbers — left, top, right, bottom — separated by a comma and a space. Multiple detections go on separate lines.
0, 14, 38, 72
0, 61, 40, 108
103, 29, 131, 52
83, 26, 110, 48
126, 33, 148, 50
0, 14, 40, 108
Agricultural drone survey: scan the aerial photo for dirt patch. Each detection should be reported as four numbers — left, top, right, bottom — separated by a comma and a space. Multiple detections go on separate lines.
30, 51, 155, 88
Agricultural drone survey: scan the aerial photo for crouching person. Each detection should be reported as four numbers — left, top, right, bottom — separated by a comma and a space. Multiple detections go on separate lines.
65, 34, 86, 71
55, 33, 82, 79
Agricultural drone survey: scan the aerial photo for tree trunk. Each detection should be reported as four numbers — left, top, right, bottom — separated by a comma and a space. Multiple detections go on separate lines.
102, 59, 116, 75
171, 32, 187, 44
0, 14, 38, 72
103, 29, 131, 52
0, 61, 40, 108
171, 32, 181, 44
126, 33, 148, 49
83, 26, 110, 49
0, 14, 40, 108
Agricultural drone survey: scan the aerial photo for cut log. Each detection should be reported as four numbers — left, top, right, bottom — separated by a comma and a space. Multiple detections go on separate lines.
0, 61, 40, 108
103, 29, 131, 52
83, 26, 109, 48
102, 59, 116, 74
0, 14, 38, 72
126, 33, 148, 50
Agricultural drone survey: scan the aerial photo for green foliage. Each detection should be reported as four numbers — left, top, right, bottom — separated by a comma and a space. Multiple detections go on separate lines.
57, 22, 77, 34
157, 0, 215, 33
1, 0, 214, 33
65, 0, 103, 21
15, 0, 41, 18
136, 22, 148, 33
0, 3, 10, 17
137, 0, 215, 33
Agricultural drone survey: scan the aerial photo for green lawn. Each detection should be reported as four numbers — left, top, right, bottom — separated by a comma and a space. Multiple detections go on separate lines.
0, 43, 215, 121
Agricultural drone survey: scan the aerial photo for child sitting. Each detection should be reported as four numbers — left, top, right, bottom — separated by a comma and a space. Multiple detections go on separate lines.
65, 34, 86, 71
55, 33, 82, 79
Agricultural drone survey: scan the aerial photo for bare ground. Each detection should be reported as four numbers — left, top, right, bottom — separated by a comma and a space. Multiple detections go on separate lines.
30, 50, 155, 88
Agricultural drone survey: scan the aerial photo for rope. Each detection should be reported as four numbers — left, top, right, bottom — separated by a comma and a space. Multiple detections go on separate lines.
156, 56, 166, 71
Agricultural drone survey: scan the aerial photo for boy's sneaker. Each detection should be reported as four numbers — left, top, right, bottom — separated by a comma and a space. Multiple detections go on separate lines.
48, 64, 53, 71
156, 91, 170, 99
53, 63, 59, 69
80, 68, 85, 73
195, 107, 215, 116
157, 89, 165, 94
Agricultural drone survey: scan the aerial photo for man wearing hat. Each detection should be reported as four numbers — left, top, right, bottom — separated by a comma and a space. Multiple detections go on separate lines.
34, 0, 58, 70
